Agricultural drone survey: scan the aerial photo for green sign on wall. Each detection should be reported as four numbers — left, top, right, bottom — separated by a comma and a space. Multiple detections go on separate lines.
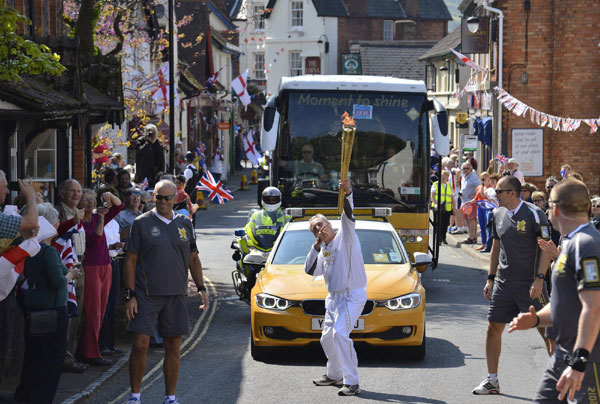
341, 53, 362, 75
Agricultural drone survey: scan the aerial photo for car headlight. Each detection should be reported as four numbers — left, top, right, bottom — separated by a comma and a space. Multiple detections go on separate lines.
380, 293, 421, 310
255, 293, 295, 311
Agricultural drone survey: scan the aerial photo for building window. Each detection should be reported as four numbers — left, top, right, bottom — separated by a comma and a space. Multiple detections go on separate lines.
24, 129, 56, 180
291, 1, 303, 28
253, 5, 265, 31
383, 20, 393, 41
425, 65, 436, 92
254, 52, 265, 80
290, 52, 302, 76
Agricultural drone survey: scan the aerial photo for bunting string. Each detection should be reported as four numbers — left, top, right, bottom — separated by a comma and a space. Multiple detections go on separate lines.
495, 87, 600, 134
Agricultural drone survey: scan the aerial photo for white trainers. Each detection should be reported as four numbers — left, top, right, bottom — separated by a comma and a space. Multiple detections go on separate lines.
313, 375, 343, 386
472, 377, 500, 395
338, 384, 361, 396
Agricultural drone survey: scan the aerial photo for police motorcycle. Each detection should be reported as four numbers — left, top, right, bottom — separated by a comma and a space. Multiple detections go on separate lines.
231, 187, 284, 304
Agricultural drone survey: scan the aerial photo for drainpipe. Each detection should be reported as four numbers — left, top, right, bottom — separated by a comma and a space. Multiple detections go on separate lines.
482, 0, 503, 155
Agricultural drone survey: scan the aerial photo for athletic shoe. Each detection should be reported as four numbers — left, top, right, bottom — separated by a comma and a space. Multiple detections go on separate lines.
126, 397, 141, 404
313, 375, 343, 386
338, 384, 361, 396
460, 226, 469, 234
449, 226, 460, 234
472, 377, 500, 395
163, 397, 179, 404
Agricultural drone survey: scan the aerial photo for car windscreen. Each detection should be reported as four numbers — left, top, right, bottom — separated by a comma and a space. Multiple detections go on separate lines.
271, 228, 406, 266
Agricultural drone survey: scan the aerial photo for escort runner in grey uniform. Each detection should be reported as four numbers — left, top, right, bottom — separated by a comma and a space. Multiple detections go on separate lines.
509, 178, 600, 404
473, 176, 553, 395
123, 180, 209, 404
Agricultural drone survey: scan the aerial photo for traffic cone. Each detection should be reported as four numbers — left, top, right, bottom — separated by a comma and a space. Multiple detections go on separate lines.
195, 190, 206, 210
250, 169, 258, 185
240, 175, 248, 190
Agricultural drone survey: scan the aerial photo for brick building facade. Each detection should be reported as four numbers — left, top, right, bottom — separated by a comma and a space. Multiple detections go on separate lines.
499, 0, 600, 193
337, 0, 451, 74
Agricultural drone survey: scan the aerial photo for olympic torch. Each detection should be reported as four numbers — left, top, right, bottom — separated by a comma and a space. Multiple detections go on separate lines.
338, 111, 356, 214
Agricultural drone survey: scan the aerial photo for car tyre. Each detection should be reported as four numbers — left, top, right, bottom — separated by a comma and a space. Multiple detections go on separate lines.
250, 330, 270, 362
404, 327, 426, 361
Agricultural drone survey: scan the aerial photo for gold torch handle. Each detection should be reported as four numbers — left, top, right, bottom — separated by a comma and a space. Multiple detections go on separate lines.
338, 126, 356, 214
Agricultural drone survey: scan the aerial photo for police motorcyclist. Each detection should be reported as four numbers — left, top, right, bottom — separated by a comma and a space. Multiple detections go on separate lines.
245, 187, 289, 252
241, 187, 290, 290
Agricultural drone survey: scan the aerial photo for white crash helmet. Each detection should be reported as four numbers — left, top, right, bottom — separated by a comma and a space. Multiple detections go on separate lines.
262, 186, 281, 212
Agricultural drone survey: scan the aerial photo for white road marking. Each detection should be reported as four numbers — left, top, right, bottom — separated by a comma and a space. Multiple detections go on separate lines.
105, 278, 219, 404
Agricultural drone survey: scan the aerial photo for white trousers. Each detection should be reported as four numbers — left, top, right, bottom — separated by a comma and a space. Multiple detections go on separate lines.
320, 288, 367, 385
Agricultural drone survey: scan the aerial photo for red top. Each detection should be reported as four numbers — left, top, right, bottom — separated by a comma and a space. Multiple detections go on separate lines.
82, 204, 124, 266
473, 184, 489, 202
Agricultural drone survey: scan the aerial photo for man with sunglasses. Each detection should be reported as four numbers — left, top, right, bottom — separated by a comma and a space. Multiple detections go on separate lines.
286, 144, 325, 180
508, 179, 600, 404
473, 176, 553, 395
123, 180, 209, 404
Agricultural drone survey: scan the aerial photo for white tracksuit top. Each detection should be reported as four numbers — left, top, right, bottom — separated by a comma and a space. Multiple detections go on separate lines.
304, 193, 367, 293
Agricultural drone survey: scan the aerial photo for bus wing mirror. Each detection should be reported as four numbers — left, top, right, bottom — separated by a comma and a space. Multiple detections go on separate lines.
261, 95, 279, 152
430, 99, 449, 156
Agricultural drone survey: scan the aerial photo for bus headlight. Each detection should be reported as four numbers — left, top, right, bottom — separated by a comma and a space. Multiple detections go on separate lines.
256, 293, 295, 311
380, 293, 421, 310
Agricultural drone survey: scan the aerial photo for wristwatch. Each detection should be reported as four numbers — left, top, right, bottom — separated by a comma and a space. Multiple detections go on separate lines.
567, 348, 590, 372
123, 288, 136, 302
536, 273, 545, 280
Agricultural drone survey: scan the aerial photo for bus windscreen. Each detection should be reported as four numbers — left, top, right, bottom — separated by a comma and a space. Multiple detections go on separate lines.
276, 91, 428, 208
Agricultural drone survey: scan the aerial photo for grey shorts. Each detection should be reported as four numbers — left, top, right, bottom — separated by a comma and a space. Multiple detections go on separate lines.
488, 278, 549, 323
127, 295, 189, 338
534, 351, 600, 404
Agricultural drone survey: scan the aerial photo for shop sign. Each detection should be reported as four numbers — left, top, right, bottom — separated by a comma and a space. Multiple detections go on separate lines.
305, 57, 321, 74
341, 53, 361, 75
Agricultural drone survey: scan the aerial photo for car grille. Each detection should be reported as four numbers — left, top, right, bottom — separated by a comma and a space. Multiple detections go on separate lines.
301, 299, 375, 316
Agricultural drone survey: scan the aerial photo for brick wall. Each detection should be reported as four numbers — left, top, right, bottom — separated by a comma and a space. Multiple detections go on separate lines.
500, 0, 600, 194
337, 18, 446, 74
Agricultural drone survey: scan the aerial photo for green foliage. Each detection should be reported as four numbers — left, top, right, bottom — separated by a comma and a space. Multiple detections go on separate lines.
0, 4, 67, 81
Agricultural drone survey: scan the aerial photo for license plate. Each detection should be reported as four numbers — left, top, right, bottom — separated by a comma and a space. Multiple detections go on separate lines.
311, 318, 365, 331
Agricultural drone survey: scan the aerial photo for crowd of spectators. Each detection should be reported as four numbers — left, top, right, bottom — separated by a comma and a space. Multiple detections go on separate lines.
0, 132, 211, 402
433, 151, 598, 255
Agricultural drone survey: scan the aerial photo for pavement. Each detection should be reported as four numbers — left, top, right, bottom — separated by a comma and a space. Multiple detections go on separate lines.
445, 228, 490, 266
0, 165, 259, 404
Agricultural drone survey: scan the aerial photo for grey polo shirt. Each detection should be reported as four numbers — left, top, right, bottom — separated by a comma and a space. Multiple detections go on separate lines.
126, 210, 197, 296
493, 201, 551, 281
551, 222, 600, 362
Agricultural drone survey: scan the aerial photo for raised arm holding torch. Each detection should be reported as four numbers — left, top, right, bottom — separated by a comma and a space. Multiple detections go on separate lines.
338, 112, 356, 214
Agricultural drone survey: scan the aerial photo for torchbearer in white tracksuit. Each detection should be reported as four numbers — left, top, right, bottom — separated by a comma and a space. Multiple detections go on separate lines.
305, 178, 367, 397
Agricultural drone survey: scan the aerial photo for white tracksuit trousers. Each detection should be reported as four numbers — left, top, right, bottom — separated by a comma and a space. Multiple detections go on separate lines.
320, 288, 367, 385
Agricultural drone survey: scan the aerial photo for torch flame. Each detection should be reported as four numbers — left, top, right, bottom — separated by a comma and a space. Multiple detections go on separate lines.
341, 111, 356, 128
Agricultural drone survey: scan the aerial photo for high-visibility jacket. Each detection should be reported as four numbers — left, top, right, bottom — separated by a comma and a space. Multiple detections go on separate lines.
431, 181, 453, 212
244, 209, 290, 252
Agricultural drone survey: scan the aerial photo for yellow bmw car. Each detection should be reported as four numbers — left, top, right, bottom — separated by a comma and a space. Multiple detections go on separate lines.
250, 217, 429, 361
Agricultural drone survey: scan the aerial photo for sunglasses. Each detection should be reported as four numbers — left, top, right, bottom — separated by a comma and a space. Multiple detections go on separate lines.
494, 189, 514, 195
155, 194, 175, 201
533, 199, 545, 203
302, 150, 312, 154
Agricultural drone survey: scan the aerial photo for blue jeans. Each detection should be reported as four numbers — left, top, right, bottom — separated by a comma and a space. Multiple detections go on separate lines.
477, 207, 489, 245
485, 210, 494, 251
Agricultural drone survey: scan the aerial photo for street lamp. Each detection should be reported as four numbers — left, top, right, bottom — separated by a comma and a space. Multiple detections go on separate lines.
439, 59, 450, 71
317, 34, 329, 54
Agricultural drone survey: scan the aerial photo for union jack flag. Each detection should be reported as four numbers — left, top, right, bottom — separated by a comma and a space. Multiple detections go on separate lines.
548, 115, 562, 131
584, 119, 599, 134
561, 118, 581, 132
140, 177, 149, 191
52, 222, 84, 317
196, 171, 234, 204
495, 154, 508, 165
476, 200, 498, 210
